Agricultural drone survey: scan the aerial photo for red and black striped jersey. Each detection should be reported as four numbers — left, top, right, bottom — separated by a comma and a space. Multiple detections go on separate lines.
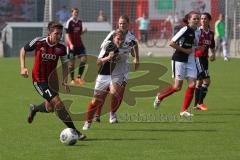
65, 17, 84, 47
195, 27, 215, 57
24, 37, 67, 82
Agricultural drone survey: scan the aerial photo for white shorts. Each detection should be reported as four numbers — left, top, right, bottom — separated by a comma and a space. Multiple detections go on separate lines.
111, 72, 129, 86
94, 75, 112, 95
171, 60, 197, 80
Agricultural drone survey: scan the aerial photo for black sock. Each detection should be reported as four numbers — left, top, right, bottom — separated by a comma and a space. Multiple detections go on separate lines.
34, 102, 49, 113
69, 66, 74, 80
55, 104, 76, 129
78, 62, 85, 78
198, 84, 208, 104
194, 86, 201, 107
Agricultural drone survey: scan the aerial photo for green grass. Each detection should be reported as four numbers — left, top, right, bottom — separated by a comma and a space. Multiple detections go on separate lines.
0, 57, 240, 160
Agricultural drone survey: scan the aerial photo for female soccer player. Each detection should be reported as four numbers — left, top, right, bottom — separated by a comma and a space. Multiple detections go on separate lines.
82, 29, 124, 130
93, 15, 139, 124
20, 21, 86, 140
153, 11, 200, 117
194, 12, 216, 111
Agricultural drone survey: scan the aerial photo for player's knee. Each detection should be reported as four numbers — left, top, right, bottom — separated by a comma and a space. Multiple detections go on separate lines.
45, 102, 54, 112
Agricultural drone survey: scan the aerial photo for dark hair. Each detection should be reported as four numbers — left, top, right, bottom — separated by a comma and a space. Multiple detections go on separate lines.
71, 8, 79, 12
48, 22, 63, 33
182, 11, 199, 24
201, 12, 212, 20
48, 21, 57, 31
119, 15, 129, 23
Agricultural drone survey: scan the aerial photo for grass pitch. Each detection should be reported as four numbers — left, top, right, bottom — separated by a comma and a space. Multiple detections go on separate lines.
0, 57, 240, 160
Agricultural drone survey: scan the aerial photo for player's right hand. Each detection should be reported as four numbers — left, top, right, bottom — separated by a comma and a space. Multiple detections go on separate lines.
70, 44, 74, 50
108, 51, 115, 60
21, 68, 29, 78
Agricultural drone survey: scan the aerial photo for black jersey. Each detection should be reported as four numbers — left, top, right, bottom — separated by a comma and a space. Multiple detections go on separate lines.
171, 26, 195, 62
98, 42, 119, 75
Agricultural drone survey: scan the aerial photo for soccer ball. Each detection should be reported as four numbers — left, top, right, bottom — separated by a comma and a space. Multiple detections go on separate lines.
59, 128, 78, 145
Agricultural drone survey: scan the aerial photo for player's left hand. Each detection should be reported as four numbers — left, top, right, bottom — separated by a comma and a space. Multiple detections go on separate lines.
62, 82, 70, 93
133, 58, 139, 71
210, 54, 216, 62
83, 28, 87, 33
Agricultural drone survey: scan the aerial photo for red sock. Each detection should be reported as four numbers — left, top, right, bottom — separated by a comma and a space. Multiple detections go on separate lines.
158, 86, 176, 100
86, 101, 97, 122
111, 87, 125, 113
94, 93, 108, 116
181, 87, 195, 112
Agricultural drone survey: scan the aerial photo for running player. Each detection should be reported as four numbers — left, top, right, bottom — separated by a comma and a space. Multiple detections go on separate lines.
153, 11, 200, 117
65, 8, 87, 85
93, 15, 139, 123
20, 21, 86, 140
82, 29, 124, 130
194, 12, 216, 111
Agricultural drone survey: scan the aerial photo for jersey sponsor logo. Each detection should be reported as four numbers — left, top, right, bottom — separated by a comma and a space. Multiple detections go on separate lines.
42, 53, 57, 61
74, 27, 81, 32
203, 40, 211, 45
40, 47, 45, 52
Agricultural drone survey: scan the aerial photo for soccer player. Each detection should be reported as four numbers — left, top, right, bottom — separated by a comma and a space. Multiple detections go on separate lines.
20, 21, 86, 140
93, 15, 139, 123
194, 12, 216, 111
82, 29, 124, 130
215, 14, 229, 61
153, 11, 200, 117
65, 8, 87, 85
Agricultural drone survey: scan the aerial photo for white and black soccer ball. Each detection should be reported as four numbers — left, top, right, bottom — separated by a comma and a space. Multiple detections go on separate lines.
59, 128, 78, 145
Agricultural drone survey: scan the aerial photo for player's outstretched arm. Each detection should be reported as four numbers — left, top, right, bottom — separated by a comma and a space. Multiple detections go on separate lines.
131, 42, 140, 71
20, 47, 29, 78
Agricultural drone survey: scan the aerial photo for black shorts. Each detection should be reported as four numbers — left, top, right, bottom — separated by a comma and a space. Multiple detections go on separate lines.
67, 46, 86, 59
196, 56, 210, 80
33, 82, 58, 102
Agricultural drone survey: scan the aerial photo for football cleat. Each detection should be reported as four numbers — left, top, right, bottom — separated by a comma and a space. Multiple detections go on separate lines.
74, 78, 84, 85
27, 104, 36, 124
94, 115, 101, 123
109, 113, 118, 124
153, 96, 161, 109
180, 111, 194, 117
82, 121, 91, 131
224, 57, 229, 61
75, 130, 87, 140
70, 80, 76, 85
197, 104, 208, 111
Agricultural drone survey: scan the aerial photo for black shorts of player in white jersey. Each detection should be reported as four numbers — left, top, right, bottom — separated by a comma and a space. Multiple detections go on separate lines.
196, 56, 209, 80
33, 82, 58, 102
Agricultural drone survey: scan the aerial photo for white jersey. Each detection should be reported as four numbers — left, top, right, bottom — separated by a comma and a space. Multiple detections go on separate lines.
100, 30, 137, 79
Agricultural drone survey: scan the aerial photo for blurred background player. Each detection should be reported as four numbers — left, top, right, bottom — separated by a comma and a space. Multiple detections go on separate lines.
135, 13, 149, 44
65, 8, 87, 85
56, 5, 71, 24
153, 11, 200, 117
82, 29, 124, 130
215, 13, 229, 61
194, 12, 216, 111
19, 21, 86, 140
93, 15, 139, 123
97, 9, 107, 22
